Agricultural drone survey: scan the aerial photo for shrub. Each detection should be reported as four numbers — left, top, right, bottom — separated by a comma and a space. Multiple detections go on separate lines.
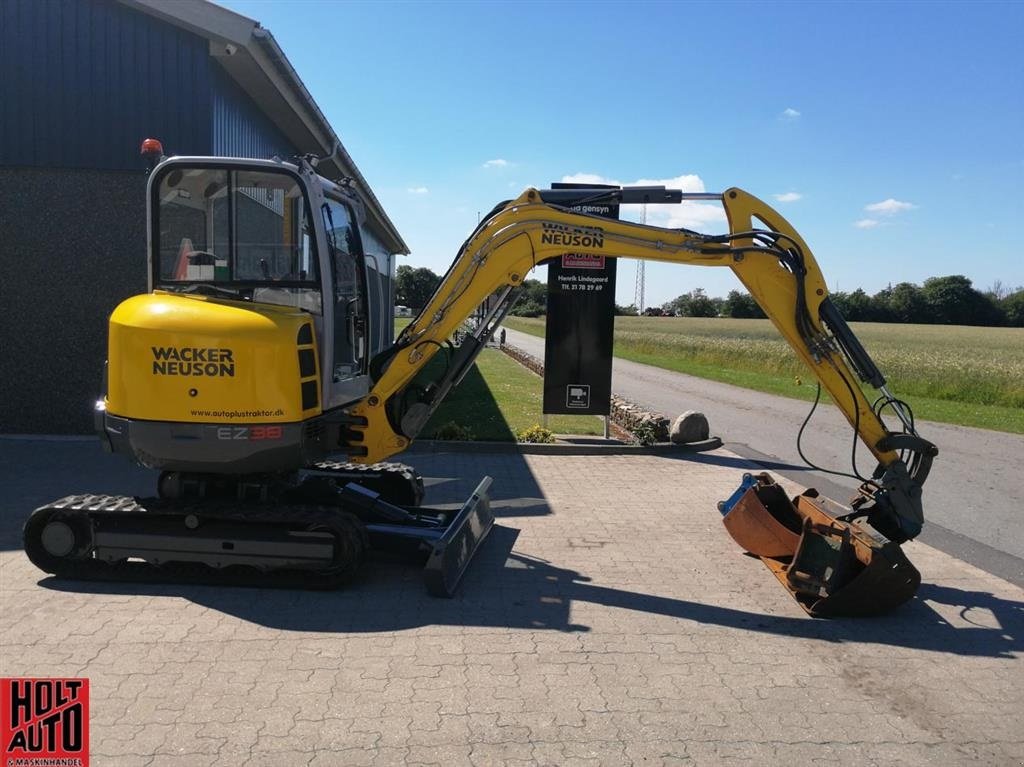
432, 421, 475, 441
631, 420, 660, 446
516, 424, 555, 443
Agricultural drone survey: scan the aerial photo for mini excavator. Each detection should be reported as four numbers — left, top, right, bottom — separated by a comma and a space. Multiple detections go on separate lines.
24, 146, 938, 615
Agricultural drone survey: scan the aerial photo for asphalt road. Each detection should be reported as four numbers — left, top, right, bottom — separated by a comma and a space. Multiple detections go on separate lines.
503, 326, 1024, 581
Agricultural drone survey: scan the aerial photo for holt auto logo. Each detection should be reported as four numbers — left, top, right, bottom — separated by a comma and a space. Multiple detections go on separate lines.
2, 678, 89, 766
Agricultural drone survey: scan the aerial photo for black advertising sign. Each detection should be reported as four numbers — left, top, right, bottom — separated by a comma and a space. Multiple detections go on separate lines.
543, 184, 618, 415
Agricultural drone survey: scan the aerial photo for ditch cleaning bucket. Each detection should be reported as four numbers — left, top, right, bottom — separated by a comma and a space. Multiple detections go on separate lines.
718, 473, 920, 617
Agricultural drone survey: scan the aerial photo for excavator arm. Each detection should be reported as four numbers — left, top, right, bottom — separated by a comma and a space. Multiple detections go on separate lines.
347, 185, 937, 547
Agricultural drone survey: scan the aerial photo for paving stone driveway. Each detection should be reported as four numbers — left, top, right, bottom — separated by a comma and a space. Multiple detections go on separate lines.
1, 441, 1022, 765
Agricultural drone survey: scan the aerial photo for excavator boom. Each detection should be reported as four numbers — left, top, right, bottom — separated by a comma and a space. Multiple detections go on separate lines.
344, 184, 937, 615
350, 186, 934, 537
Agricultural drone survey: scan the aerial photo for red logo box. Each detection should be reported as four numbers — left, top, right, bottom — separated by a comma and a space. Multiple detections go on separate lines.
561, 254, 605, 269
1, 678, 89, 766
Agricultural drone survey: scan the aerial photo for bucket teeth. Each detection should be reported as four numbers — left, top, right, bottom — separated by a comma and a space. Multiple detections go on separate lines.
719, 473, 920, 617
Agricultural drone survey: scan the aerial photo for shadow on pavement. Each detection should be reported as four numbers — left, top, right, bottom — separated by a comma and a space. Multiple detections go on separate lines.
9, 438, 1021, 660
0, 437, 554, 555
0, 439, 157, 552
40, 523, 1023, 659
668, 449, 809, 474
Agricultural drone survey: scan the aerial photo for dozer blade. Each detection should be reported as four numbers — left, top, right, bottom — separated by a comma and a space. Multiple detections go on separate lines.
422, 477, 495, 597
718, 473, 920, 617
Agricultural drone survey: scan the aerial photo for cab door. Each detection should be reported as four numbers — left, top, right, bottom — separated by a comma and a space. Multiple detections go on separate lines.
321, 197, 370, 407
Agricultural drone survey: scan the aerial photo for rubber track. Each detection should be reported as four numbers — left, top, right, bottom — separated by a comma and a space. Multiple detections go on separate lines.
24, 494, 369, 591
307, 460, 425, 506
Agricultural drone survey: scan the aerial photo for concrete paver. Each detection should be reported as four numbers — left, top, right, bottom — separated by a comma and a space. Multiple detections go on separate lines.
1, 441, 1022, 765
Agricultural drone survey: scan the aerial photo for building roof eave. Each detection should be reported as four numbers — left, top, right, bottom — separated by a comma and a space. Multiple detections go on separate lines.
118, 0, 410, 255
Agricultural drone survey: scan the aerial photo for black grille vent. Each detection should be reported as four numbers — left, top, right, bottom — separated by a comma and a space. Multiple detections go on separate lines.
296, 323, 318, 412
298, 348, 316, 378
301, 380, 318, 411
304, 419, 325, 442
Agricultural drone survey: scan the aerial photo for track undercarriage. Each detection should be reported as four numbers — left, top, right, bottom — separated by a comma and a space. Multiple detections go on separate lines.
24, 462, 494, 597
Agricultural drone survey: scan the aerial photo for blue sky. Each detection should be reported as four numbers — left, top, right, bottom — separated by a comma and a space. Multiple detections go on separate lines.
221, 0, 1022, 307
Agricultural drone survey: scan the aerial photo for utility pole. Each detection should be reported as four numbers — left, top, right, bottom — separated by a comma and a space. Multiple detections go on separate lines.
633, 202, 647, 313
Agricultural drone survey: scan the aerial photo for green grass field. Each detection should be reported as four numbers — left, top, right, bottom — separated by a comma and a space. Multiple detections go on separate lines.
505, 316, 1024, 434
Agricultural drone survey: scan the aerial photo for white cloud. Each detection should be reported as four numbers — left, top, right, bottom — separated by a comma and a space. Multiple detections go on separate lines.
773, 192, 802, 203
781, 107, 801, 120
854, 218, 880, 229
562, 172, 706, 193
558, 172, 726, 230
406, 186, 429, 195
559, 172, 611, 186
864, 198, 917, 215
483, 159, 510, 168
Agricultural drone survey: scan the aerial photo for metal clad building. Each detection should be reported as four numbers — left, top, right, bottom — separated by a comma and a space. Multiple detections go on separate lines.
0, 0, 408, 434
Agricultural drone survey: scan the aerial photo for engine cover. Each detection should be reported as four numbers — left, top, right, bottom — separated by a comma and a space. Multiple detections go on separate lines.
100, 291, 324, 471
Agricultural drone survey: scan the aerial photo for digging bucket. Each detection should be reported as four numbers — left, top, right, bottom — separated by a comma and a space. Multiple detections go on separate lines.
718, 473, 920, 617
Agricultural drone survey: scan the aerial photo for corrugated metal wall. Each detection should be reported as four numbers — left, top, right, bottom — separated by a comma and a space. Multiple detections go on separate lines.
0, 0, 300, 170
0, 0, 213, 169
211, 65, 296, 160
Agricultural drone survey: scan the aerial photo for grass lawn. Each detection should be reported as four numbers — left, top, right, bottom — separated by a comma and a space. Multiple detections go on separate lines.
504, 316, 1024, 434
392, 317, 603, 440
422, 348, 604, 440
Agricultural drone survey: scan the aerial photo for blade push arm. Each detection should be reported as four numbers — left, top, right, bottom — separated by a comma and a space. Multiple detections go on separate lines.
347, 186, 936, 542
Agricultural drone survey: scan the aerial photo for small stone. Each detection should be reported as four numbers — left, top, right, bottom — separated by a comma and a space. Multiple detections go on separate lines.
670, 411, 709, 444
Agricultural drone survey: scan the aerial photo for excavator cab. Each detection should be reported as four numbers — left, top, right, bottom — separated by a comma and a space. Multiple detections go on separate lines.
93, 157, 381, 474
150, 158, 372, 407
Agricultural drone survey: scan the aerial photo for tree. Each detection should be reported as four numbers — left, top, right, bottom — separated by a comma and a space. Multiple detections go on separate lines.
845, 288, 874, 321
830, 289, 875, 321
509, 278, 547, 317
665, 293, 690, 317
922, 275, 1002, 326
395, 265, 441, 310
1001, 289, 1024, 327
987, 280, 1009, 301
886, 282, 928, 324
868, 287, 895, 323
666, 288, 719, 318
689, 289, 720, 317
829, 291, 850, 317
722, 290, 766, 319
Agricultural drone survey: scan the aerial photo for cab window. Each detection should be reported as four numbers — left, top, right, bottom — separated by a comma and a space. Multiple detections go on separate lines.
155, 166, 320, 311
321, 199, 367, 380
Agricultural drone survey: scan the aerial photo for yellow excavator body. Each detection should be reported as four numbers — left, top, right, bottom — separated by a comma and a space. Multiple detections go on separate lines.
106, 291, 320, 425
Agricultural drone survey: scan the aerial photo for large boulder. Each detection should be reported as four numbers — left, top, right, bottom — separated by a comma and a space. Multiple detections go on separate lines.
670, 411, 710, 444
